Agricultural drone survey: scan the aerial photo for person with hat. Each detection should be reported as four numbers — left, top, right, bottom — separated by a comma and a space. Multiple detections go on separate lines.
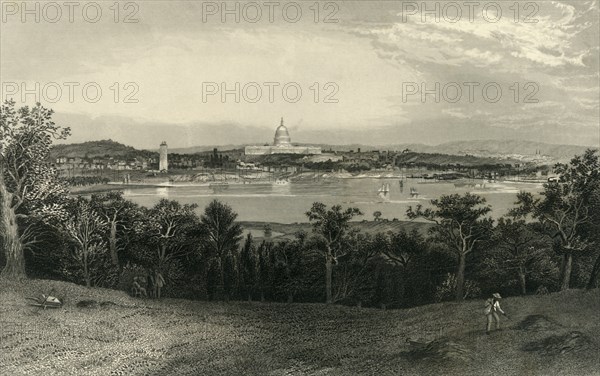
484, 293, 507, 334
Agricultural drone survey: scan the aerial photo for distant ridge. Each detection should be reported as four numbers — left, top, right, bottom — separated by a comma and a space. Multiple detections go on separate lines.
171, 140, 594, 161
51, 139, 595, 162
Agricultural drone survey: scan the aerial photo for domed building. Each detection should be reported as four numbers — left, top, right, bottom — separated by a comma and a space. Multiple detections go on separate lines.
245, 118, 321, 155
274, 119, 292, 146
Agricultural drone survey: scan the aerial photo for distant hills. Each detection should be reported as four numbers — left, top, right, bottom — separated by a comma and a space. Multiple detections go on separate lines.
51, 139, 595, 163
171, 140, 594, 161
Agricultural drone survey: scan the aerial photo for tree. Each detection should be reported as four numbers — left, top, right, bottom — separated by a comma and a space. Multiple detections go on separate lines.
585, 186, 600, 289
331, 230, 379, 304
306, 202, 362, 304
489, 217, 552, 295
373, 211, 382, 222
62, 197, 108, 287
407, 193, 493, 301
257, 240, 275, 302
513, 150, 599, 290
0, 101, 70, 279
240, 233, 258, 301
382, 229, 427, 269
200, 200, 243, 298
90, 191, 139, 268
134, 199, 199, 297
263, 223, 272, 239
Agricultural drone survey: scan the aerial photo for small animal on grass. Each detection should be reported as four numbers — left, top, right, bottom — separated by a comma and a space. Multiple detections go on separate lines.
484, 293, 509, 334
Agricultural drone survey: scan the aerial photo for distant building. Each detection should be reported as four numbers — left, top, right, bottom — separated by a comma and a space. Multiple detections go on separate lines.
245, 118, 321, 155
159, 141, 168, 171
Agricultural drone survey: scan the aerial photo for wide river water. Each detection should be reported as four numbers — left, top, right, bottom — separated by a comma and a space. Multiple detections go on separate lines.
121, 178, 544, 223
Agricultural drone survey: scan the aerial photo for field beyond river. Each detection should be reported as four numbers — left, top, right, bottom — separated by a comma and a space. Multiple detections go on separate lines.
1, 278, 598, 375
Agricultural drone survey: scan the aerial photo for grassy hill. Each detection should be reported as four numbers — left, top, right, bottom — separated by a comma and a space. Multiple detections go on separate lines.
1, 278, 598, 375
49, 140, 156, 160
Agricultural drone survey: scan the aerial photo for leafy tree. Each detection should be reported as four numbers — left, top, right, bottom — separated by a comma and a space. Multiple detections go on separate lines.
585, 186, 600, 289
200, 200, 243, 298
257, 240, 275, 302
222, 250, 238, 302
239, 233, 258, 301
263, 223, 272, 239
272, 232, 312, 303
306, 202, 362, 304
90, 191, 140, 267
382, 229, 427, 269
331, 230, 379, 304
373, 211, 382, 222
61, 197, 108, 287
486, 218, 555, 295
407, 193, 493, 301
133, 199, 199, 297
513, 150, 599, 290
0, 101, 70, 279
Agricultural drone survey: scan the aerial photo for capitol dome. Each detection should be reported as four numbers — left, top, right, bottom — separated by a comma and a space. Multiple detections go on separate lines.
273, 118, 291, 146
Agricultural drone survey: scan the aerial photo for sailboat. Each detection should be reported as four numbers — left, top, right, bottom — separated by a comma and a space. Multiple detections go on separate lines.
378, 183, 390, 201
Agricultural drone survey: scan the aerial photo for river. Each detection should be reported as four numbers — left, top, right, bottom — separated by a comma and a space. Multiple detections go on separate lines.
120, 178, 543, 223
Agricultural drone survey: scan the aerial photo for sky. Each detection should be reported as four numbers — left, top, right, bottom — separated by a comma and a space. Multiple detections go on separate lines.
1, 0, 599, 149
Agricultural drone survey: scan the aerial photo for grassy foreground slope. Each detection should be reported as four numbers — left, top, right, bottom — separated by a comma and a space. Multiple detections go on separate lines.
1, 278, 598, 376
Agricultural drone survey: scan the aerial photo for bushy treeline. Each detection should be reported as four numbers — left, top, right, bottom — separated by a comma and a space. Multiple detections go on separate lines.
64, 176, 110, 187
2, 101, 599, 309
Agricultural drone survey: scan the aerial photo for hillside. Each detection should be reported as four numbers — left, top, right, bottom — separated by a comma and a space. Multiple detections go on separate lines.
1, 278, 598, 375
49, 140, 156, 160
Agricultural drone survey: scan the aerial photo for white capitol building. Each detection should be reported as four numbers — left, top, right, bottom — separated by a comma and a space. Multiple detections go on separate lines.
244, 118, 322, 155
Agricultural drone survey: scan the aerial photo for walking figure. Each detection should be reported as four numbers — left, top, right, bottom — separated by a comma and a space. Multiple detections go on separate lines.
485, 293, 508, 334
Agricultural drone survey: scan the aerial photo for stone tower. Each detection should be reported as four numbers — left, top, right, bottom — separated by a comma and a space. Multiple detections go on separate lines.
159, 141, 168, 171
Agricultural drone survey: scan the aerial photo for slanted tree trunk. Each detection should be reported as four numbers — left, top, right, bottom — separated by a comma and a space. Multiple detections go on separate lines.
560, 253, 572, 290
325, 253, 333, 304
586, 252, 600, 290
0, 173, 26, 280
455, 252, 466, 301
518, 266, 527, 295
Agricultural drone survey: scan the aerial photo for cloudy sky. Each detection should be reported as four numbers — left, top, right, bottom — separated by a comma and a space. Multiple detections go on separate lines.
1, 0, 598, 149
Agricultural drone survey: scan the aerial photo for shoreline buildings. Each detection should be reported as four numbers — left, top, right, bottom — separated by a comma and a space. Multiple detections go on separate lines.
245, 118, 321, 156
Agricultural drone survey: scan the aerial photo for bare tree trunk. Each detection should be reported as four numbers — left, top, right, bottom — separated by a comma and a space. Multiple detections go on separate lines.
518, 266, 527, 295
0, 174, 26, 280
109, 220, 119, 266
560, 253, 572, 290
455, 252, 466, 301
325, 255, 333, 304
586, 252, 600, 290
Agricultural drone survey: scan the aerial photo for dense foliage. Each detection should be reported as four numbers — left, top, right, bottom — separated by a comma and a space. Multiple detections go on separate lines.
2, 101, 599, 308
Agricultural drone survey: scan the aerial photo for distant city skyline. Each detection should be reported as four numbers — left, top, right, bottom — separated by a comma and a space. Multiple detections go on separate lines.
2, 1, 599, 148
